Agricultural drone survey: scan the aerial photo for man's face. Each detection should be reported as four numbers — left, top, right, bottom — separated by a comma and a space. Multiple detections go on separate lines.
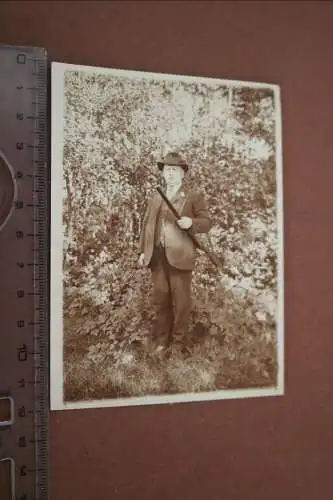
162, 164, 184, 187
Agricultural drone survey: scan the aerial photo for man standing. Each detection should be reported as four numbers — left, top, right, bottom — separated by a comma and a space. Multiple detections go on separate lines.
138, 152, 211, 354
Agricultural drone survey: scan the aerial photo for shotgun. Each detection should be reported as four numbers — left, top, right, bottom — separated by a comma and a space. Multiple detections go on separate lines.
156, 187, 224, 270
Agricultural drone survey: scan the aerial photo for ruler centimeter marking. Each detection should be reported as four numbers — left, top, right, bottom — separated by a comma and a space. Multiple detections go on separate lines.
0, 45, 49, 500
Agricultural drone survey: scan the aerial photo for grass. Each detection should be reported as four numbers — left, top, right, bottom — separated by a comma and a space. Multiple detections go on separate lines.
62, 283, 279, 403
63, 325, 278, 403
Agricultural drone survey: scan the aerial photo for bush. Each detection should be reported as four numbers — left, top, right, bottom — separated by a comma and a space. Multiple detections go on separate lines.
61, 69, 280, 402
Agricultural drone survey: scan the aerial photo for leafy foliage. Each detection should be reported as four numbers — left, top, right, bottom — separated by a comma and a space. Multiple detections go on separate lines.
61, 69, 281, 400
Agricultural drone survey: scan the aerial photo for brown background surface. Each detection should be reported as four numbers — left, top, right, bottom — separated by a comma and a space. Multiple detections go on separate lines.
1, 1, 333, 499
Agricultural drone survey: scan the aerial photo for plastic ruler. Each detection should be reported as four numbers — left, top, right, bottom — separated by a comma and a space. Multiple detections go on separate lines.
0, 44, 49, 500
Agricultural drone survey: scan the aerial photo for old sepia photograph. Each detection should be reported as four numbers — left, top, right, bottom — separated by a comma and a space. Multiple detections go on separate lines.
50, 62, 284, 410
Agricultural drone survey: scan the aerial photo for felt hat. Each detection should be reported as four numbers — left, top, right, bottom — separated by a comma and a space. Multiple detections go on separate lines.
157, 152, 188, 172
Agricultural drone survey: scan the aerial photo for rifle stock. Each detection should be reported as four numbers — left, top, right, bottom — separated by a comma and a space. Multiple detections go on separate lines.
156, 187, 224, 269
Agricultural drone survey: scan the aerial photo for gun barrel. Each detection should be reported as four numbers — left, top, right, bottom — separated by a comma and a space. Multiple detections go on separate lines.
156, 187, 180, 220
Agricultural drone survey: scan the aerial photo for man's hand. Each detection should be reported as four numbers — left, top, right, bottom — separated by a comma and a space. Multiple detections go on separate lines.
177, 216, 192, 230
138, 253, 145, 267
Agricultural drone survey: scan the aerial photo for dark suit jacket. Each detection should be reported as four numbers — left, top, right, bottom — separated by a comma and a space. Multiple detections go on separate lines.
139, 186, 211, 270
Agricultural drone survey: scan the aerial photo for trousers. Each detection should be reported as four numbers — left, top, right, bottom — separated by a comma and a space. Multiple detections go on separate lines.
150, 245, 192, 347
